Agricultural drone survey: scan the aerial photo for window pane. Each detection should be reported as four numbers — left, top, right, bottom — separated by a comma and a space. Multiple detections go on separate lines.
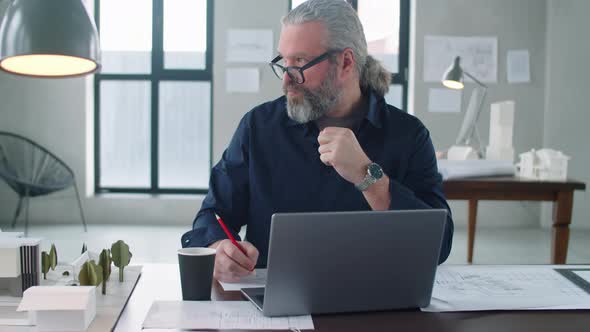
358, 0, 400, 73
291, 0, 308, 9
158, 82, 211, 189
384, 85, 403, 110
99, 0, 152, 74
163, 0, 207, 69
100, 81, 151, 187
291, 0, 349, 10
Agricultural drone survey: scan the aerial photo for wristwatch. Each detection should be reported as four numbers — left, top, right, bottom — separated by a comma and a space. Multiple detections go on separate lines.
355, 162, 384, 191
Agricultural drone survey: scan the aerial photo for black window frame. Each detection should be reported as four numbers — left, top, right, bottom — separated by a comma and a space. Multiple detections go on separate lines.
289, 0, 410, 111
94, 0, 214, 195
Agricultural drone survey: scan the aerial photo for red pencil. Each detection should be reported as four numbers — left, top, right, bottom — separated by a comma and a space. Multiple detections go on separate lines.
215, 213, 248, 256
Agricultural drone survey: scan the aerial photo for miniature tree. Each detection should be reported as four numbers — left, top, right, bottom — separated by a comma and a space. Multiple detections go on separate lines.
111, 240, 132, 282
78, 260, 103, 287
98, 249, 112, 295
41, 251, 51, 279
49, 244, 58, 270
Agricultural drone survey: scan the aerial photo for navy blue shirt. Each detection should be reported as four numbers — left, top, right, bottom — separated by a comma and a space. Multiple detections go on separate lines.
182, 90, 453, 266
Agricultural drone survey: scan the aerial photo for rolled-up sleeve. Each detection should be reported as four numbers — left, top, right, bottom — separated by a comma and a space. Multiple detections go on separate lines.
388, 123, 454, 264
181, 114, 251, 248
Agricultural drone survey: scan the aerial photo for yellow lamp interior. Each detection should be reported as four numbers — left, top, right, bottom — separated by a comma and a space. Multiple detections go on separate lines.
0, 54, 97, 77
442, 80, 464, 90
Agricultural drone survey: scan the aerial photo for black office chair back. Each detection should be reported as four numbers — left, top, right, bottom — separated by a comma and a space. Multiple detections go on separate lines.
0, 131, 87, 234
0, 131, 75, 196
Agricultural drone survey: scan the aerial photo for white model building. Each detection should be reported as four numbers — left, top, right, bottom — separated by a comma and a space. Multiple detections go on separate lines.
518, 148, 570, 180
0, 236, 42, 297
17, 286, 97, 332
486, 101, 515, 162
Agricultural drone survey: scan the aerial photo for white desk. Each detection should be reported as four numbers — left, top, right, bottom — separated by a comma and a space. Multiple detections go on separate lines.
114, 264, 182, 332
114, 264, 590, 332
114, 263, 243, 331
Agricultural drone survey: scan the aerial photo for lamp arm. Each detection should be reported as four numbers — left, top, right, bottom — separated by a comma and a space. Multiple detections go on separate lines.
470, 80, 488, 157
463, 71, 488, 88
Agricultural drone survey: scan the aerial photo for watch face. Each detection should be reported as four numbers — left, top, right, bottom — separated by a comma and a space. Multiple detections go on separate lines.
368, 163, 383, 179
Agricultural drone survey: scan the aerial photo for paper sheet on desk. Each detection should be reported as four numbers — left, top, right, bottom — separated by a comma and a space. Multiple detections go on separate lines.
143, 301, 314, 330
220, 268, 267, 291
422, 265, 590, 312
437, 159, 515, 179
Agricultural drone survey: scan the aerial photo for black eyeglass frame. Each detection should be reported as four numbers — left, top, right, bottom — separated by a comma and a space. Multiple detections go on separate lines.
269, 51, 337, 84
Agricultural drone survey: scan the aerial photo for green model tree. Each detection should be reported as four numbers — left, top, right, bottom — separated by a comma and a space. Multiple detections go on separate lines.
98, 249, 112, 295
111, 240, 132, 282
78, 260, 103, 287
41, 251, 51, 279
49, 244, 58, 270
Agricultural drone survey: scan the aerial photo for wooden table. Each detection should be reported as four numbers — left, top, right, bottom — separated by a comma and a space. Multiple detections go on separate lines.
114, 264, 590, 332
443, 177, 586, 264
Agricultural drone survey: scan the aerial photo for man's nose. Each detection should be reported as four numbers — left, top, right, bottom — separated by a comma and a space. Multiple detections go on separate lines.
283, 70, 293, 84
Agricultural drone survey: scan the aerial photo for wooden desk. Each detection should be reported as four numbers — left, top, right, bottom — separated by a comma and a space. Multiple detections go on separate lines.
115, 264, 590, 332
443, 177, 586, 264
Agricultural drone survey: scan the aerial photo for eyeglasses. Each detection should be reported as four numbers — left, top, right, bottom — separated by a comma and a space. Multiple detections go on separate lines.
269, 51, 335, 84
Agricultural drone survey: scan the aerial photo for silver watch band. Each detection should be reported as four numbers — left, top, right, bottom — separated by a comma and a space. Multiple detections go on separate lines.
355, 162, 384, 191
355, 175, 377, 191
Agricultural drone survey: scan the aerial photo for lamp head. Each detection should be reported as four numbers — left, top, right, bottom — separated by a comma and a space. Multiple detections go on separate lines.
0, 0, 101, 78
442, 56, 464, 89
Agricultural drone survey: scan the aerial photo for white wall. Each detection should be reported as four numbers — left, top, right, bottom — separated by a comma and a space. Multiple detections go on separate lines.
412, 0, 548, 228
541, 0, 590, 229
212, 0, 285, 161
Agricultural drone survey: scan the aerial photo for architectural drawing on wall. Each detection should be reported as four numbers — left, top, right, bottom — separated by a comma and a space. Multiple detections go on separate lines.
226, 29, 273, 63
0, 236, 42, 297
507, 49, 531, 83
424, 35, 498, 83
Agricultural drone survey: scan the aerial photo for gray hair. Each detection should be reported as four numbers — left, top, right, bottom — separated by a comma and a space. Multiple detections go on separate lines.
282, 0, 391, 97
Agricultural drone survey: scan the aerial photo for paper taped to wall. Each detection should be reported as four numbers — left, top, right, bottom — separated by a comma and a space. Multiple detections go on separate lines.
424, 35, 497, 83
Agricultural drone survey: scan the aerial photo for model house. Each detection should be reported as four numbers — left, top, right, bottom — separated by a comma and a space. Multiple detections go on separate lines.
17, 286, 96, 332
518, 149, 571, 180
0, 236, 41, 297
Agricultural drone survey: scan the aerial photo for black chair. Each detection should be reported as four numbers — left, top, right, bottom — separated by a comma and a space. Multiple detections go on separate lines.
0, 132, 87, 235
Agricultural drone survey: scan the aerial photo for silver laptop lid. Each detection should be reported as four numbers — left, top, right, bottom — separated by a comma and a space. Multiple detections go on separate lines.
261, 209, 447, 316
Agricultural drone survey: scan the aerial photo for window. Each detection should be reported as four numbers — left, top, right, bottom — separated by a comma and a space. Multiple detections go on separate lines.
289, 0, 409, 111
95, 0, 213, 194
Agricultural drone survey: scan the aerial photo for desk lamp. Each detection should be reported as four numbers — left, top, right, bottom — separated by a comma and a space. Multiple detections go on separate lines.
442, 56, 488, 159
0, 0, 100, 78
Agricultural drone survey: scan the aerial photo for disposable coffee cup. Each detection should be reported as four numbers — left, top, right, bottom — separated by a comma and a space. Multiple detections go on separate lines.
178, 247, 216, 301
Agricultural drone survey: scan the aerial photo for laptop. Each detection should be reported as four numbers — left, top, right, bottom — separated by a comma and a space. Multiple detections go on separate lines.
241, 209, 447, 317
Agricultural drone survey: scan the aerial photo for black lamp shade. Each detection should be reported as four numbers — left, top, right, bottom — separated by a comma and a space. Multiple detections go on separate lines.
0, 0, 101, 77
442, 56, 464, 89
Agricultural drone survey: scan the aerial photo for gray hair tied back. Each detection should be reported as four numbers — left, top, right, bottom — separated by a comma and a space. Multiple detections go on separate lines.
283, 0, 391, 97
361, 55, 392, 97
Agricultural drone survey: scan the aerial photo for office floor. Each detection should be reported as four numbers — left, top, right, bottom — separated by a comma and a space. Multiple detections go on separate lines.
3, 224, 590, 265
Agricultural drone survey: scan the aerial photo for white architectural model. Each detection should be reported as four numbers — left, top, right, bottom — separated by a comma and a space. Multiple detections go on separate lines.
518, 149, 570, 180
17, 286, 97, 332
447, 145, 479, 160
0, 235, 41, 297
486, 101, 515, 162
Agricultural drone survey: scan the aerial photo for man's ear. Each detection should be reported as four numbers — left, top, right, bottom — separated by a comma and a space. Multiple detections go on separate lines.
339, 48, 356, 78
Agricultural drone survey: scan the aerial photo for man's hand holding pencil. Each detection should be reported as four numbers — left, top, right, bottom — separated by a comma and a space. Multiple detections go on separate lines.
208, 213, 259, 283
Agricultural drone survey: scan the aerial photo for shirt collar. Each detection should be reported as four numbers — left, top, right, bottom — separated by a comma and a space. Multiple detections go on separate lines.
365, 89, 384, 129
281, 89, 385, 129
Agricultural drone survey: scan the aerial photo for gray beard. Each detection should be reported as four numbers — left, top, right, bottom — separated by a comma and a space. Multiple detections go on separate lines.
284, 65, 342, 124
